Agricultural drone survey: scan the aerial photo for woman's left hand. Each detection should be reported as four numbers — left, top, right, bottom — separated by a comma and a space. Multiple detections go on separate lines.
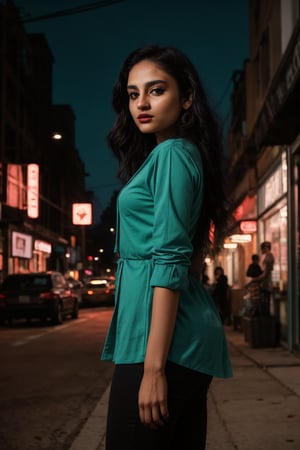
138, 369, 169, 429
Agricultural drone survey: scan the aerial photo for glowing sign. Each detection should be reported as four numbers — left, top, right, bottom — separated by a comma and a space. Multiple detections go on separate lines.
224, 243, 238, 249
34, 240, 52, 254
230, 234, 252, 243
12, 231, 32, 258
27, 164, 39, 218
240, 221, 257, 233
72, 203, 92, 225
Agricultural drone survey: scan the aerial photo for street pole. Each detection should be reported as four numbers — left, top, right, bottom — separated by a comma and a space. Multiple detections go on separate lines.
81, 225, 86, 270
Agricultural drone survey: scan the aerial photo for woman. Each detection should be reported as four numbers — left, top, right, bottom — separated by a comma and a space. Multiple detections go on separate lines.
101, 45, 232, 450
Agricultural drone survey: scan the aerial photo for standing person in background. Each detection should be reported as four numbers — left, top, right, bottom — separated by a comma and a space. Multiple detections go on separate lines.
245, 254, 263, 316
202, 273, 211, 290
211, 266, 230, 324
200, 261, 211, 289
253, 242, 275, 316
246, 254, 263, 279
101, 44, 232, 450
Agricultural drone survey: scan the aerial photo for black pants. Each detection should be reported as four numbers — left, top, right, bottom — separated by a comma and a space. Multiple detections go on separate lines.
105, 361, 212, 450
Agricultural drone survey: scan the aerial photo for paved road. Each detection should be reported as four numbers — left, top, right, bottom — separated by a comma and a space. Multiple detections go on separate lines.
0, 307, 114, 450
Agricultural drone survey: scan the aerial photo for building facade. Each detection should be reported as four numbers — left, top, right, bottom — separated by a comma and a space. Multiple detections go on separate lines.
0, 1, 90, 282
225, 0, 300, 351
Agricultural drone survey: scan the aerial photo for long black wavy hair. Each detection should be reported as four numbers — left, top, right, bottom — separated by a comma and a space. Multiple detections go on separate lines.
107, 45, 227, 259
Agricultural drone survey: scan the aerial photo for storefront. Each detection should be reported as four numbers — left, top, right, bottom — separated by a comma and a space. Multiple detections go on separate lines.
222, 193, 258, 288
7, 230, 52, 275
220, 193, 258, 322
9, 230, 33, 274
32, 239, 52, 272
257, 150, 288, 341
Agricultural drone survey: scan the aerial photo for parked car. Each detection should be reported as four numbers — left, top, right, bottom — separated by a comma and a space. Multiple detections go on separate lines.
65, 277, 83, 305
81, 277, 115, 306
107, 278, 115, 299
0, 271, 79, 325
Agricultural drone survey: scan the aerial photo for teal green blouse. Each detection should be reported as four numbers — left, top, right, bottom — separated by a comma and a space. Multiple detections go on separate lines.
101, 138, 232, 378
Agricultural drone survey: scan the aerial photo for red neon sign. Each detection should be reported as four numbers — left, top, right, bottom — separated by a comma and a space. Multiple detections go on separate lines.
240, 221, 257, 233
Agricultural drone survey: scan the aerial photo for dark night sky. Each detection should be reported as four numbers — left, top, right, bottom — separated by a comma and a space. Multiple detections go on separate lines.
14, 0, 249, 217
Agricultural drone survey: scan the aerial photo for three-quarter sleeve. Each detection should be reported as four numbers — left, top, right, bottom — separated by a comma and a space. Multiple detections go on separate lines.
149, 141, 202, 290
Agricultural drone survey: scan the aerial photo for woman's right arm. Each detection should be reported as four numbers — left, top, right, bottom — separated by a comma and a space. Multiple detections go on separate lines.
139, 286, 179, 428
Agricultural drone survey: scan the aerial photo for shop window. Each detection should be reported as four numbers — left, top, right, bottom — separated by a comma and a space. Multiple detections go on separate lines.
259, 203, 288, 291
258, 152, 288, 213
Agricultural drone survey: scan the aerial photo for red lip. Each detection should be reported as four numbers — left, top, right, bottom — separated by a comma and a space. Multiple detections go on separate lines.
137, 114, 153, 123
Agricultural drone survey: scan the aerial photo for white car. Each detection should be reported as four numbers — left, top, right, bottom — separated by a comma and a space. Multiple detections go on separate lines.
81, 277, 115, 306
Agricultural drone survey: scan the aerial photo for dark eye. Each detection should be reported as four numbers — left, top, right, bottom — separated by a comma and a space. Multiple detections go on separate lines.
128, 91, 138, 100
150, 87, 165, 96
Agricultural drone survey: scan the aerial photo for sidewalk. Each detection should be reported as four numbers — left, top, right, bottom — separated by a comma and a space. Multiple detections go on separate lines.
70, 327, 300, 450
225, 326, 300, 397
207, 327, 300, 449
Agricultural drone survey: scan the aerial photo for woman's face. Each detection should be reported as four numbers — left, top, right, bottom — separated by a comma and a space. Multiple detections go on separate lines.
127, 60, 191, 143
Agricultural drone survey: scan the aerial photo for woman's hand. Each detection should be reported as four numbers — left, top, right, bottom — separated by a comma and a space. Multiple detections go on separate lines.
138, 369, 169, 429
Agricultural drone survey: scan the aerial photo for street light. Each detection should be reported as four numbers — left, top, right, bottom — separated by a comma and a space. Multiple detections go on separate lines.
52, 132, 63, 140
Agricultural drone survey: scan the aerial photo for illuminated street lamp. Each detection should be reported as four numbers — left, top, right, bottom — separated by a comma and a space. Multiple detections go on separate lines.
52, 132, 63, 140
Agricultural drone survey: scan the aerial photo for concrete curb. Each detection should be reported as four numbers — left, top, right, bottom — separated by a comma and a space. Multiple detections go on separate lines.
70, 383, 111, 450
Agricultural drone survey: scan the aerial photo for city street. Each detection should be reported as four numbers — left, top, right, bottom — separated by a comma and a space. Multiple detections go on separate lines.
0, 307, 114, 450
1, 308, 300, 450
